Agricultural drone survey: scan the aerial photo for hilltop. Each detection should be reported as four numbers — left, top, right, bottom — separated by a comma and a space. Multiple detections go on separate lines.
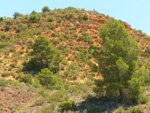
0, 7, 150, 113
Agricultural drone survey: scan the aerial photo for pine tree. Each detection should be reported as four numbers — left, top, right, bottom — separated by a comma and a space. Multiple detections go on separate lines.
91, 19, 148, 102
33, 35, 54, 67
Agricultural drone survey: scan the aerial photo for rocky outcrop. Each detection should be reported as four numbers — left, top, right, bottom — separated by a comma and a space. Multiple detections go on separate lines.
92, 18, 106, 24
124, 22, 132, 30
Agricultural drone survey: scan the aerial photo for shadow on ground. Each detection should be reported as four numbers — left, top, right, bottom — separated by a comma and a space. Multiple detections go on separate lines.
75, 96, 134, 113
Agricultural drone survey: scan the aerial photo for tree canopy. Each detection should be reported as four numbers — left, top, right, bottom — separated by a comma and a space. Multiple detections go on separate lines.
33, 35, 54, 67
91, 19, 149, 103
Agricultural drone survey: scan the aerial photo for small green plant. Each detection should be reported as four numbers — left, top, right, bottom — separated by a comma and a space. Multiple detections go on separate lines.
83, 14, 88, 20
57, 17, 62, 23
47, 16, 54, 22
127, 106, 144, 113
5, 19, 13, 25
19, 74, 32, 84
34, 98, 45, 106
38, 68, 57, 87
1, 33, 7, 40
1, 72, 10, 77
47, 24, 55, 30
59, 100, 75, 111
32, 77, 40, 88
5, 25, 10, 31
65, 13, 74, 20
47, 90, 66, 103
16, 23, 26, 32
64, 62, 80, 80
36, 88, 48, 97
29, 14, 41, 23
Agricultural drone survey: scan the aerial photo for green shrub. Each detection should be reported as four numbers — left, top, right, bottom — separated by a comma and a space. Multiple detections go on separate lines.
0, 33, 8, 40
82, 32, 89, 36
42, 6, 50, 13
1, 72, 10, 77
32, 77, 40, 88
19, 74, 32, 84
127, 106, 144, 113
49, 65, 59, 74
47, 24, 55, 30
36, 88, 48, 97
80, 27, 87, 32
5, 19, 13, 25
0, 43, 8, 49
5, 25, 10, 31
87, 104, 101, 113
79, 15, 83, 22
0, 17, 3, 22
24, 58, 45, 72
38, 68, 57, 87
65, 13, 74, 20
16, 23, 26, 33
19, 50, 24, 54
64, 62, 79, 80
115, 106, 124, 113
47, 16, 54, 22
34, 98, 45, 106
145, 46, 150, 54
0, 79, 12, 87
83, 14, 88, 20
57, 17, 62, 23
29, 14, 41, 23
41, 104, 56, 112
59, 100, 75, 111
51, 38, 60, 45
30, 10, 37, 15
48, 90, 66, 103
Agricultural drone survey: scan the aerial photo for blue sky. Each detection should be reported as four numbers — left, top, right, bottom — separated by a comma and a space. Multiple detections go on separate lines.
0, 0, 149, 35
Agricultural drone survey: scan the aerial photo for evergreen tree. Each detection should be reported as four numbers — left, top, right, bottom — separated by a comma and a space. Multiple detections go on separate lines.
13, 12, 20, 19
33, 35, 54, 67
91, 19, 148, 102
42, 6, 50, 13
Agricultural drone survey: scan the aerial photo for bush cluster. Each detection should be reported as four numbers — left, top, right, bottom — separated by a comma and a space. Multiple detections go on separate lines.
29, 14, 41, 23
59, 100, 75, 111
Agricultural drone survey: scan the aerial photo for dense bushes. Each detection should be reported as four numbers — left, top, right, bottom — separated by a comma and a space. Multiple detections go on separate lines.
5, 19, 13, 25
47, 16, 54, 22
37, 68, 57, 87
29, 14, 41, 23
16, 23, 26, 32
19, 74, 32, 84
24, 58, 45, 72
65, 13, 74, 20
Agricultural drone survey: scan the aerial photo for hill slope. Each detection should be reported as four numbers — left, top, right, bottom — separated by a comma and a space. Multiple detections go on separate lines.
0, 7, 150, 113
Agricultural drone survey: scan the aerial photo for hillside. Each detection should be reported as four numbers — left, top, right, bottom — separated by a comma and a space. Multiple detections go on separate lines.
0, 7, 150, 113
